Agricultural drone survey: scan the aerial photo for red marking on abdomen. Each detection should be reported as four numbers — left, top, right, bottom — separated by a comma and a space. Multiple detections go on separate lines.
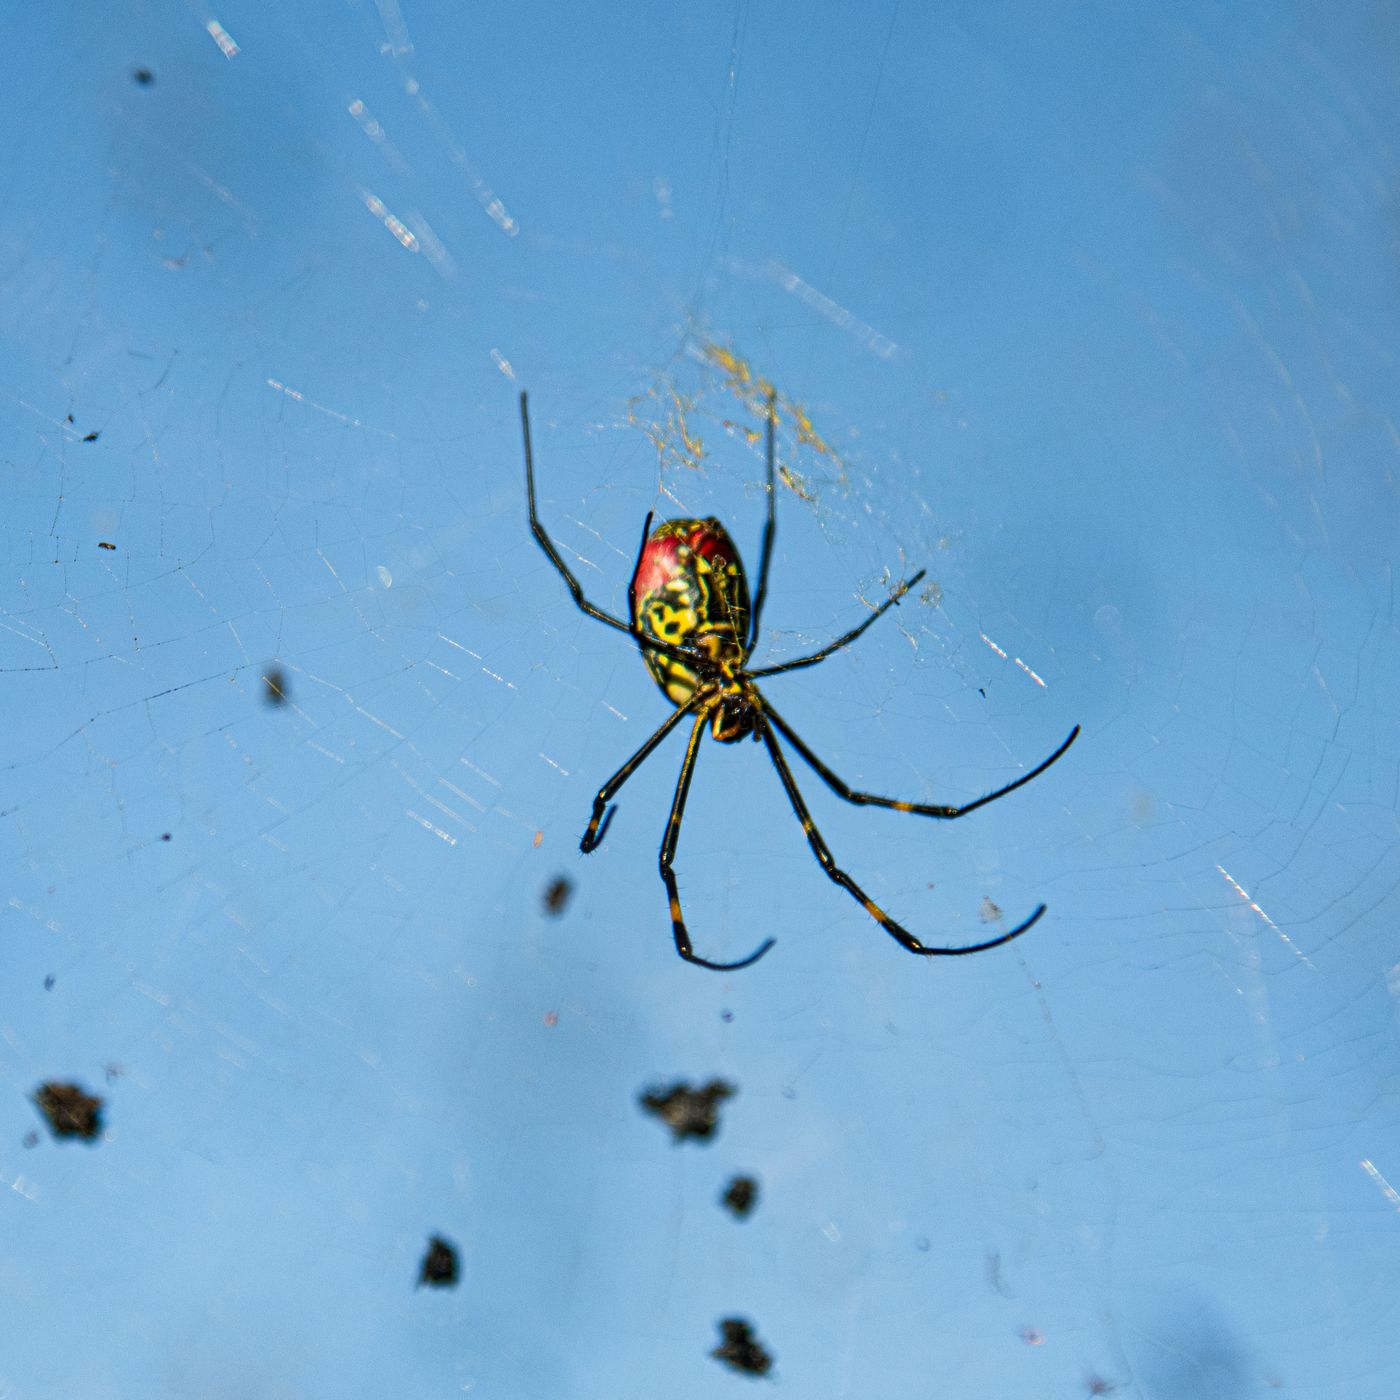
631, 532, 683, 604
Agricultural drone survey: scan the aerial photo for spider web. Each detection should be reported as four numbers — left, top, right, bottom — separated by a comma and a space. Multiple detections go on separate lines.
2, 3, 1398, 1397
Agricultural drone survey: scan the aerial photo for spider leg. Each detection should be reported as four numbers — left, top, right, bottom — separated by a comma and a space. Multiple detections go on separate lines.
521, 392, 633, 636
758, 718, 1045, 956
764, 703, 1080, 819
626, 509, 654, 640
746, 389, 778, 654
747, 568, 928, 679
660, 712, 776, 972
580, 697, 701, 853
522, 394, 717, 671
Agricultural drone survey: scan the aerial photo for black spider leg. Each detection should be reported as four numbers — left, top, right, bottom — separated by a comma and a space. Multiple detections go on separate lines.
626, 509, 654, 635
521, 392, 711, 672
521, 391, 632, 637
661, 713, 776, 972
579, 695, 701, 853
757, 717, 1045, 956
763, 702, 1081, 820
747, 568, 928, 679
745, 390, 778, 655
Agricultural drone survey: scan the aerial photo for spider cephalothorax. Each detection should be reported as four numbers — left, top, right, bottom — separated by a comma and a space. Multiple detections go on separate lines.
521, 389, 1078, 971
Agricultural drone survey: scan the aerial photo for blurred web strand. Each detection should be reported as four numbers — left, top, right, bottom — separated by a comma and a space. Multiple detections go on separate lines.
266, 378, 398, 438
765, 259, 900, 360
345, 101, 458, 277
1215, 863, 1316, 970
359, 189, 419, 252
406, 810, 457, 846
116, 98, 259, 229
979, 631, 1048, 688
437, 634, 518, 691
372, 0, 519, 238
395, 760, 472, 841
18, 396, 88, 439
347, 97, 409, 176
1359, 1159, 1400, 1214
459, 757, 500, 789
204, 18, 240, 60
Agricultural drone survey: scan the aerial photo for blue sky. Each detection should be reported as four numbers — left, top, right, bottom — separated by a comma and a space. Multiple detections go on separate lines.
2, 3, 1398, 1396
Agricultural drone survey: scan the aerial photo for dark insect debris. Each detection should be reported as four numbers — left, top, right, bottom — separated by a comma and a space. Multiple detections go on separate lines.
34, 1082, 104, 1141
639, 1078, 734, 1143
720, 1175, 758, 1219
542, 874, 573, 917
711, 1317, 772, 1377
418, 1235, 459, 1288
82, 431, 100, 443
132, 68, 154, 85
263, 667, 288, 705
98, 541, 116, 550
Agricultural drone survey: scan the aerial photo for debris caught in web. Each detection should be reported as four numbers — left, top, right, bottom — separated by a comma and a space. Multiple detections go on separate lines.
542, 874, 573, 917
720, 1175, 759, 1219
711, 1317, 773, 1377
418, 1235, 459, 1288
263, 666, 289, 706
638, 1078, 735, 1143
34, 1082, 105, 1141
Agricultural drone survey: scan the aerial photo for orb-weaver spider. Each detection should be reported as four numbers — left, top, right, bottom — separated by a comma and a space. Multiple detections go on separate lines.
521, 390, 1078, 971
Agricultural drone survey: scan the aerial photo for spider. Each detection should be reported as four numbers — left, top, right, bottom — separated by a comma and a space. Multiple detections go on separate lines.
521, 390, 1078, 971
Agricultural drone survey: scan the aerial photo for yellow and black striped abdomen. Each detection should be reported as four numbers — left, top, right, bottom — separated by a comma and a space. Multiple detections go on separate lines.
630, 518, 751, 707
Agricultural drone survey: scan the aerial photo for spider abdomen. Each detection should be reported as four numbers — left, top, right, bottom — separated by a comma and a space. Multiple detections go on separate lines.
631, 518, 751, 709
